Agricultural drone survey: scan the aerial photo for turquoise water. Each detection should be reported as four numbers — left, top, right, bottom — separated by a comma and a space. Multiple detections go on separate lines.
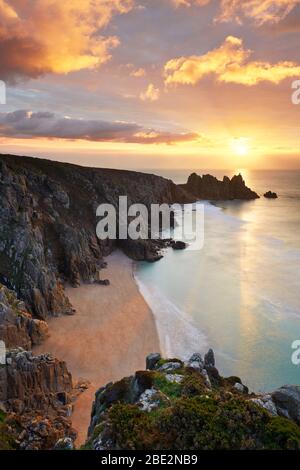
135, 170, 300, 392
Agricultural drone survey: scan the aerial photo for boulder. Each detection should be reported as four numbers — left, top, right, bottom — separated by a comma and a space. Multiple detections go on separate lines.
187, 353, 204, 371
54, 437, 74, 450
158, 361, 182, 372
234, 382, 248, 394
204, 348, 215, 368
146, 352, 161, 370
165, 374, 184, 384
251, 395, 278, 417
171, 240, 187, 250
272, 385, 300, 424
94, 279, 110, 286
137, 388, 169, 412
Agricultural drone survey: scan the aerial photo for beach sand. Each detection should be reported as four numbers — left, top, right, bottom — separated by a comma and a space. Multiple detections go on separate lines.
34, 250, 160, 446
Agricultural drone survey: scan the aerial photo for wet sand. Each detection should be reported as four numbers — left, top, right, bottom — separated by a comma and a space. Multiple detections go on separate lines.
34, 250, 160, 446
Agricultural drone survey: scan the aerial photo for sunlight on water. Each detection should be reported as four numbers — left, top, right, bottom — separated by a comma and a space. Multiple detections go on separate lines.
136, 170, 300, 392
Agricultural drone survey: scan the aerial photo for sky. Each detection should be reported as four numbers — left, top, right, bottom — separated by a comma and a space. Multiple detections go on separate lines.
1, 0, 300, 170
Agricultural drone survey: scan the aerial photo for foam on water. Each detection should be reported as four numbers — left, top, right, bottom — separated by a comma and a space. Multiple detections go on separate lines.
134, 272, 208, 360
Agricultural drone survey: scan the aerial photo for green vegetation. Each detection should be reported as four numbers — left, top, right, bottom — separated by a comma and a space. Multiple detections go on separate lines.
105, 395, 300, 450
0, 410, 16, 450
152, 374, 182, 400
88, 366, 300, 450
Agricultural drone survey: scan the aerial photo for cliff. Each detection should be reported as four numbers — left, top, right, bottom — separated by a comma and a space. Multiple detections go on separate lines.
0, 284, 48, 350
181, 173, 259, 201
86, 351, 300, 450
0, 348, 76, 450
0, 154, 190, 319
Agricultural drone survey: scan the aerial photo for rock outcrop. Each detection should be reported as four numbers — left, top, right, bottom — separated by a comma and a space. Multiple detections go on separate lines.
264, 191, 278, 199
86, 352, 300, 450
0, 284, 48, 349
181, 173, 259, 201
272, 386, 300, 424
0, 348, 76, 449
0, 348, 73, 412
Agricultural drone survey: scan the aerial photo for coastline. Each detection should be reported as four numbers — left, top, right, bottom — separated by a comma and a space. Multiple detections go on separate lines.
34, 250, 161, 447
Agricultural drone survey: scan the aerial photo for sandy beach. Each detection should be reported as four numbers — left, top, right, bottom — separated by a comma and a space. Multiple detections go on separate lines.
34, 250, 160, 446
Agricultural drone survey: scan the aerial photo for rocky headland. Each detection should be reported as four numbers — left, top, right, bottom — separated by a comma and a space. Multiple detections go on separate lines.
181, 172, 259, 201
86, 351, 300, 451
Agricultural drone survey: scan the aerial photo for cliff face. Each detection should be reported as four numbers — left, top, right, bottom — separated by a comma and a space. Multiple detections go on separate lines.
0, 281, 77, 450
0, 154, 189, 318
86, 352, 300, 451
0, 348, 73, 412
0, 348, 76, 450
181, 173, 259, 201
0, 284, 48, 350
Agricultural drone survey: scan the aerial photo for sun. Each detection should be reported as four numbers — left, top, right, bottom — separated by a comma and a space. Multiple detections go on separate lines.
231, 137, 250, 157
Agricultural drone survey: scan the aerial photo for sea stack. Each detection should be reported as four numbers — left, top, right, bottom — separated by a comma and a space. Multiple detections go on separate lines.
264, 191, 278, 199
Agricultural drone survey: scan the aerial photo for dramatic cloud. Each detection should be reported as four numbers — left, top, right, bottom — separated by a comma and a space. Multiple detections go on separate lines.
0, 110, 200, 145
0, 0, 134, 82
170, 0, 300, 25
140, 84, 160, 101
216, 0, 300, 25
164, 35, 300, 86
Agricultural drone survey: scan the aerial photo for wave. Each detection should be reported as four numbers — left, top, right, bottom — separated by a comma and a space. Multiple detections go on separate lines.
134, 272, 208, 361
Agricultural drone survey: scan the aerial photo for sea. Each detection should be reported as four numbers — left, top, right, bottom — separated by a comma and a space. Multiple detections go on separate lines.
134, 169, 300, 392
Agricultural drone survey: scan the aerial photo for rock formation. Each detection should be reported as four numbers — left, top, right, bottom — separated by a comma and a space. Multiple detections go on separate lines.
0, 284, 48, 350
181, 173, 259, 201
0, 348, 76, 449
264, 191, 278, 199
86, 352, 300, 450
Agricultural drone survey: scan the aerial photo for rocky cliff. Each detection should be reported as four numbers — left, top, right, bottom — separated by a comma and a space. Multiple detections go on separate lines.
181, 173, 259, 201
0, 284, 48, 350
0, 154, 190, 319
86, 351, 300, 450
0, 348, 76, 449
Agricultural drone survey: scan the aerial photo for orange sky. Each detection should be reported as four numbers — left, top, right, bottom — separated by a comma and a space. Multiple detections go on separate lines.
1, 0, 300, 169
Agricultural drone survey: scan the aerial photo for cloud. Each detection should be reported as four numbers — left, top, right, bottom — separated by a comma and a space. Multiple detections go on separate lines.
130, 67, 146, 77
140, 84, 160, 101
216, 0, 300, 25
0, 0, 134, 82
169, 0, 300, 25
267, 6, 300, 32
0, 109, 200, 145
164, 35, 300, 86
170, 0, 210, 6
